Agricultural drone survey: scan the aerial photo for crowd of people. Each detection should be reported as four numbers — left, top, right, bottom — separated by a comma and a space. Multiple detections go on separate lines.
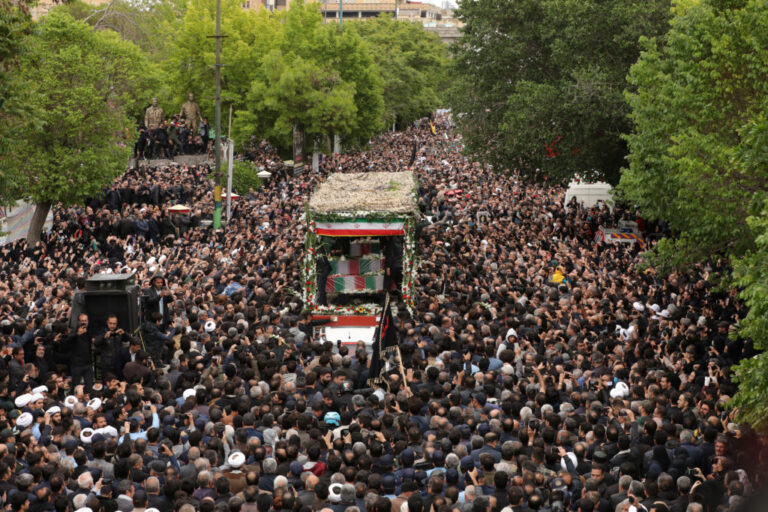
0, 114, 764, 512
134, 116, 211, 161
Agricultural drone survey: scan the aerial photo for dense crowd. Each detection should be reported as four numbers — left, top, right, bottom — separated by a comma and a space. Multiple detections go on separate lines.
0, 114, 764, 512
134, 117, 211, 160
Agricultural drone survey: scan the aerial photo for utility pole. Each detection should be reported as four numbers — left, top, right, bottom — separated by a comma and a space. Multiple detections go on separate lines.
212, 0, 224, 229
339, 0, 342, 28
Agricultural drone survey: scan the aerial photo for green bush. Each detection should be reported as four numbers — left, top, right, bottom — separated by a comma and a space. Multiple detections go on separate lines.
231, 160, 262, 195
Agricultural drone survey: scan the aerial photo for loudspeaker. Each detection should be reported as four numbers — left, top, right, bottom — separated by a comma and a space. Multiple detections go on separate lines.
82, 287, 140, 335
86, 273, 135, 291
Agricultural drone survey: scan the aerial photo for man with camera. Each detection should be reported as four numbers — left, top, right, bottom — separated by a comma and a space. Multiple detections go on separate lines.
60, 313, 94, 392
94, 314, 129, 380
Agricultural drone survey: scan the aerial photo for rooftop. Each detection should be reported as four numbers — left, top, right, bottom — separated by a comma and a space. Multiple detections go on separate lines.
309, 171, 418, 216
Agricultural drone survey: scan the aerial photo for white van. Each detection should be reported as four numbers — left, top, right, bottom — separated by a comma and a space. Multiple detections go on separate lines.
564, 181, 614, 211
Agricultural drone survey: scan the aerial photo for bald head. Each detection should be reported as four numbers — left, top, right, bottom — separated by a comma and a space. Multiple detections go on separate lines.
305, 474, 319, 490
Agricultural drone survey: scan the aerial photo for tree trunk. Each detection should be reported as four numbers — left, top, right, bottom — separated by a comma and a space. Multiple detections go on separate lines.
26, 202, 51, 245
312, 139, 319, 172
292, 123, 305, 167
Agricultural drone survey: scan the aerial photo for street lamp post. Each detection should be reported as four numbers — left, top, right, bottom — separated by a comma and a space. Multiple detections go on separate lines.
212, 0, 223, 229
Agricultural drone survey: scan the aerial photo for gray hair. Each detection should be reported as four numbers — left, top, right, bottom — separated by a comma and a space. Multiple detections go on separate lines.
263, 457, 277, 474
364, 491, 379, 511
453, 444, 468, 458
340, 483, 356, 503
619, 475, 632, 491
146, 477, 160, 493
59, 458, 74, 475
677, 476, 692, 494
73, 494, 87, 510
77, 472, 93, 489
197, 471, 212, 487
194, 458, 210, 472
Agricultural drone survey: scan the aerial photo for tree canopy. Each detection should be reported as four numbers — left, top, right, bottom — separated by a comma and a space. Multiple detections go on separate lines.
1, 11, 153, 241
449, 0, 671, 183
620, 0, 768, 263
0, 0, 34, 199
33, 0, 445, 152
347, 15, 449, 130
618, 0, 768, 430
233, 1, 383, 149
0, 0, 451, 240
164, 0, 277, 120
60, 0, 185, 57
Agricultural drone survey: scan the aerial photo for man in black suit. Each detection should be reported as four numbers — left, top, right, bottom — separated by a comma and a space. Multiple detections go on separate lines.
60, 313, 94, 392
118, 337, 143, 378
143, 274, 171, 328
94, 314, 129, 381
609, 475, 632, 511
471, 432, 502, 463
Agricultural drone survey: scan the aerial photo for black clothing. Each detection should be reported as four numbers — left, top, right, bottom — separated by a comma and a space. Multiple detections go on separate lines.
63, 329, 93, 367
94, 328, 129, 378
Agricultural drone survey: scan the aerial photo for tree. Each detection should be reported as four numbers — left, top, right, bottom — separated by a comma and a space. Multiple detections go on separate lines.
60, 0, 185, 57
230, 160, 261, 194
731, 201, 768, 431
0, 0, 35, 199
163, 0, 280, 125
618, 0, 768, 430
240, 51, 358, 148
619, 0, 768, 263
1, 11, 152, 242
347, 15, 449, 130
233, 1, 383, 150
448, 0, 670, 183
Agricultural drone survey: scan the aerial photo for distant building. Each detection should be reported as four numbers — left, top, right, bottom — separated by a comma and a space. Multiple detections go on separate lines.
241, 0, 296, 11
316, 0, 443, 22
239, 0, 462, 43
423, 24, 460, 44
316, 0, 461, 43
